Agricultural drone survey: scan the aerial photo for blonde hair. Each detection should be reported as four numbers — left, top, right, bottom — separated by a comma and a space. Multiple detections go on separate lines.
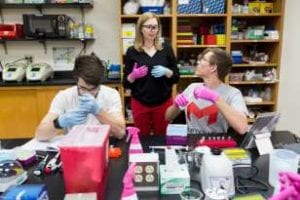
134, 12, 163, 52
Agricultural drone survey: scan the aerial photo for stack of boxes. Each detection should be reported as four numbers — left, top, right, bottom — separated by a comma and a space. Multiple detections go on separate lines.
121, 23, 135, 55
177, 0, 202, 14
178, 0, 225, 14
177, 21, 194, 45
248, 1, 273, 14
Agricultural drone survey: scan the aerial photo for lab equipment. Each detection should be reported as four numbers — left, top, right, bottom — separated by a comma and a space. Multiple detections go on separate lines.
126, 127, 143, 154
129, 153, 159, 192
180, 187, 202, 200
241, 112, 280, 155
44, 152, 61, 174
269, 149, 298, 194
1, 184, 49, 200
0, 160, 28, 192
160, 147, 190, 194
2, 62, 26, 82
59, 125, 110, 200
15, 148, 36, 166
197, 136, 237, 148
26, 63, 54, 82
121, 163, 138, 200
166, 124, 188, 145
33, 155, 49, 176
201, 148, 235, 197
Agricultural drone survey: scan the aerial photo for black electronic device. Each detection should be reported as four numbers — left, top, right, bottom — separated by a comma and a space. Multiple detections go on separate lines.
241, 112, 280, 149
23, 14, 69, 39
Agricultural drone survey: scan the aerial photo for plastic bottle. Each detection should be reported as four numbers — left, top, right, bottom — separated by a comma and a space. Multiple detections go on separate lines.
121, 163, 138, 200
126, 127, 143, 154
201, 148, 235, 197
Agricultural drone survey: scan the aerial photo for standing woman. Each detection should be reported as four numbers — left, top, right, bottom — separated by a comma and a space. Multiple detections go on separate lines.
123, 12, 179, 136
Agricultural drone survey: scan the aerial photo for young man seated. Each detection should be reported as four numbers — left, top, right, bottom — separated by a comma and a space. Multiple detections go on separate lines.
35, 53, 125, 141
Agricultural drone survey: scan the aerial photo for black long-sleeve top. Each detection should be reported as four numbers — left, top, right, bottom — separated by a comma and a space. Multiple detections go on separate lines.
123, 43, 179, 106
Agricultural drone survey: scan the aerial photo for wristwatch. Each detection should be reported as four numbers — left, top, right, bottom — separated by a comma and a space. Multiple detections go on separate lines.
53, 118, 62, 129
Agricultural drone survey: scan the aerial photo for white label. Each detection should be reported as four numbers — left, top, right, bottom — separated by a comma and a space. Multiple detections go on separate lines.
178, 0, 190, 5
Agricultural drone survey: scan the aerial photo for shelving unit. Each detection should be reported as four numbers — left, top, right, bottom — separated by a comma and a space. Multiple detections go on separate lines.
118, 0, 285, 124
0, 2, 94, 54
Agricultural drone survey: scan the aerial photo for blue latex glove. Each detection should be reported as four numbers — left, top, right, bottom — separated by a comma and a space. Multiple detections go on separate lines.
151, 65, 171, 78
79, 94, 102, 115
58, 109, 87, 128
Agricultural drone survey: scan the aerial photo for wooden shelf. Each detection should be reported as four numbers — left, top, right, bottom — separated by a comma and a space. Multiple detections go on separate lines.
246, 101, 276, 106
177, 14, 227, 18
229, 81, 278, 85
0, 3, 93, 8
121, 14, 172, 19
231, 13, 281, 17
180, 75, 198, 78
232, 63, 277, 68
177, 44, 226, 48
231, 39, 280, 43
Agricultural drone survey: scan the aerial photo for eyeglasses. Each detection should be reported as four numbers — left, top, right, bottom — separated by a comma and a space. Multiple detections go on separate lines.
77, 84, 99, 93
142, 24, 159, 31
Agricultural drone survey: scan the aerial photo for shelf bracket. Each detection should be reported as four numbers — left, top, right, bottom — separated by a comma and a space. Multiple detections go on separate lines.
81, 39, 87, 54
39, 40, 47, 54
0, 7, 3, 24
0, 41, 8, 54
80, 6, 85, 25
36, 5, 43, 14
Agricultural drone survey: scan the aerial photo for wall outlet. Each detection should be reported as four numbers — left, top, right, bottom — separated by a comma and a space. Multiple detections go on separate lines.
24, 55, 34, 65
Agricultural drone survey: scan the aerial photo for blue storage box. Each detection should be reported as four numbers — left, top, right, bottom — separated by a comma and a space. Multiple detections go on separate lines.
177, 0, 202, 14
231, 51, 243, 64
202, 0, 225, 14
141, 6, 164, 14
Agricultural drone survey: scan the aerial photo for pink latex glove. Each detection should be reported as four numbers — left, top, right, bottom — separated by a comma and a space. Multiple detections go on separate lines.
128, 62, 148, 80
269, 172, 300, 200
174, 93, 189, 108
193, 86, 220, 103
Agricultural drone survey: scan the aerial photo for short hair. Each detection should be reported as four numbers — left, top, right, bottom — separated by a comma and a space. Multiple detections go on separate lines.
134, 12, 162, 52
198, 48, 233, 81
73, 53, 105, 86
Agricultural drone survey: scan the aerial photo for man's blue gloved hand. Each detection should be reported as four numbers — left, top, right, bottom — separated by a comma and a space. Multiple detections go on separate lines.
79, 94, 102, 115
151, 65, 172, 78
58, 109, 87, 128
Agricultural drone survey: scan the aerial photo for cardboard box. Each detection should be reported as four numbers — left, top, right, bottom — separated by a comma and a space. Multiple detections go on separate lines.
249, 2, 261, 14
122, 23, 136, 38
122, 38, 134, 55
177, 0, 202, 14
260, 3, 273, 14
202, 0, 225, 14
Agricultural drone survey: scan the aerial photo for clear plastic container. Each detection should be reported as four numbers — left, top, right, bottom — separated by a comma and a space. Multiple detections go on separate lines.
180, 187, 202, 200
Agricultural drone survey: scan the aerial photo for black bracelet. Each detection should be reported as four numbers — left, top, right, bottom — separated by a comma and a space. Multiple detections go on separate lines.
53, 118, 62, 129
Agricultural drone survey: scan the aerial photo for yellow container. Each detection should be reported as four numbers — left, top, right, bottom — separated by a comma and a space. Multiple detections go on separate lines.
260, 3, 273, 14
216, 34, 226, 45
249, 2, 261, 14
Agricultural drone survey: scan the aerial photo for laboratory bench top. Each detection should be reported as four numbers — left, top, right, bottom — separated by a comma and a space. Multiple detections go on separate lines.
1, 131, 297, 200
